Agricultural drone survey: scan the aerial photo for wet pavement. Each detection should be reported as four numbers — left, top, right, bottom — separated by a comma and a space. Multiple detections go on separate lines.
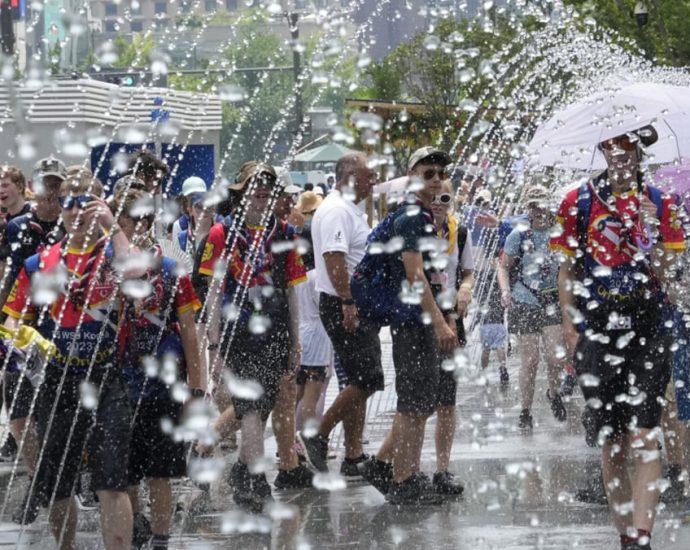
1, 328, 690, 549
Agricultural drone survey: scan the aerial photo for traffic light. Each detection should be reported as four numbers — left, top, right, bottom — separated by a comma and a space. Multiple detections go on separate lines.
92, 71, 166, 88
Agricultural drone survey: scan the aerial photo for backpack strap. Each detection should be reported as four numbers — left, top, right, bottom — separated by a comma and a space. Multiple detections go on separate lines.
455, 224, 468, 291
576, 181, 593, 258
271, 219, 292, 291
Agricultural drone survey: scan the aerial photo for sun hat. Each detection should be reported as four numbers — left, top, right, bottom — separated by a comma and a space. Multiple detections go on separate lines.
228, 161, 278, 192
298, 191, 322, 214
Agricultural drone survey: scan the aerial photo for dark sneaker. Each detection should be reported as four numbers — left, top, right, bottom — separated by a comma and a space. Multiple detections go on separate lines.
621, 541, 651, 550
518, 409, 533, 431
250, 473, 273, 514
12, 480, 41, 525
560, 373, 577, 397
432, 471, 464, 496
386, 474, 443, 506
362, 457, 393, 495
581, 408, 598, 448
340, 454, 369, 478
231, 461, 253, 510
132, 512, 152, 549
297, 432, 329, 472
499, 367, 510, 392
547, 390, 567, 422
0, 435, 17, 463
274, 463, 314, 490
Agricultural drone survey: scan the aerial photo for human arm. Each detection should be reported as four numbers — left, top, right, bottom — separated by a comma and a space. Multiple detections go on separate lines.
557, 258, 580, 357
179, 308, 204, 393
323, 251, 358, 332
497, 253, 513, 308
401, 250, 457, 352
639, 195, 684, 286
287, 286, 301, 377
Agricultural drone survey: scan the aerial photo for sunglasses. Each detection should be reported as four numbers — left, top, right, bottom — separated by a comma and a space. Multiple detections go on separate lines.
59, 195, 93, 210
432, 193, 452, 205
422, 168, 448, 180
599, 136, 636, 151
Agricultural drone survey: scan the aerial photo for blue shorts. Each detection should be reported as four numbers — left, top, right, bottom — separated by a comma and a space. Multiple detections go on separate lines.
480, 324, 507, 350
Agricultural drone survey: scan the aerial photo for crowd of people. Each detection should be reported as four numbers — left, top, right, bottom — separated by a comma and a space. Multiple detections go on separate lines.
0, 126, 687, 550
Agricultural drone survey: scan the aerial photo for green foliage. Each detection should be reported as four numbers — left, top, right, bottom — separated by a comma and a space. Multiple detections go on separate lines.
47, 41, 62, 76
112, 34, 156, 68
562, 0, 690, 65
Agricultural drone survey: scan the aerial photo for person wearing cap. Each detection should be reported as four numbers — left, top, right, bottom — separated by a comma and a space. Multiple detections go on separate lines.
4, 172, 146, 547
298, 153, 383, 479
550, 126, 685, 550
196, 161, 309, 512
171, 176, 208, 244
497, 184, 567, 432
362, 146, 459, 505
127, 150, 170, 194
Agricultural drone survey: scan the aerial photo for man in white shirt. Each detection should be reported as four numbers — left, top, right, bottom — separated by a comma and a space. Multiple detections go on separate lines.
298, 153, 382, 477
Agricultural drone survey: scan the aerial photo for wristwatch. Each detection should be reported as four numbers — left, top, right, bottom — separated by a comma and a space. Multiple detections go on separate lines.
342, 297, 355, 305
190, 388, 205, 399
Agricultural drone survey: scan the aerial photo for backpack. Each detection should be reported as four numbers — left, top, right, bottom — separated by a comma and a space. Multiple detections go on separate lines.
350, 204, 431, 327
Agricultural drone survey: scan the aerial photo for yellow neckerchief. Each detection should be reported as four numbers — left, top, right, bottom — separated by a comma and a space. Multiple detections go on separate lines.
436, 213, 457, 256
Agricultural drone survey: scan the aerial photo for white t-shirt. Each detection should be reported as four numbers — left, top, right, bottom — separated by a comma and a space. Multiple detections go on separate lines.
312, 190, 370, 297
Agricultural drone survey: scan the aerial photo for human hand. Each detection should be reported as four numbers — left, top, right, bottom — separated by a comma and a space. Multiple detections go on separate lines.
434, 321, 458, 353
639, 196, 659, 225
475, 212, 500, 229
500, 290, 512, 308
84, 195, 115, 231
456, 288, 471, 317
342, 303, 360, 332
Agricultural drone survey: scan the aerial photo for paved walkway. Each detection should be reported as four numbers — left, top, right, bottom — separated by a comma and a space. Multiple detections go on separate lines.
0, 327, 689, 549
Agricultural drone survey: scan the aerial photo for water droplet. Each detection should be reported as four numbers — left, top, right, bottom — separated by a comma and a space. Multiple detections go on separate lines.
79, 381, 98, 410
219, 84, 247, 102
121, 280, 153, 300
224, 372, 264, 401
312, 472, 346, 491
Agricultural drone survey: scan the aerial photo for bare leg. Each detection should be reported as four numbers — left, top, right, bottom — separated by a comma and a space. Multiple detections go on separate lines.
148, 478, 173, 536
272, 373, 298, 471
519, 334, 541, 410
630, 429, 662, 532
49, 497, 78, 550
299, 379, 325, 426
126, 485, 140, 515
10, 416, 38, 475
602, 435, 633, 535
239, 412, 265, 466
481, 349, 490, 370
435, 405, 456, 473
318, 384, 373, 459
542, 325, 566, 396
662, 405, 690, 472
496, 347, 507, 365
97, 489, 133, 550
391, 412, 430, 483
375, 428, 395, 463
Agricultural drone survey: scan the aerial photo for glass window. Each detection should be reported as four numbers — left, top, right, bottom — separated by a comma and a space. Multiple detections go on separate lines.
205, 0, 217, 11
104, 21, 117, 32
105, 3, 118, 16
225, 0, 237, 9
131, 20, 143, 32
154, 1, 167, 14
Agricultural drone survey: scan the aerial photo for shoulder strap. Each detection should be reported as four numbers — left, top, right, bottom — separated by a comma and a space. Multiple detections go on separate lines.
646, 186, 664, 218
576, 182, 592, 256
455, 224, 468, 290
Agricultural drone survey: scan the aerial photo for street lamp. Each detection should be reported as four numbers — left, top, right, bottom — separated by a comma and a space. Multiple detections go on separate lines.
633, 2, 648, 27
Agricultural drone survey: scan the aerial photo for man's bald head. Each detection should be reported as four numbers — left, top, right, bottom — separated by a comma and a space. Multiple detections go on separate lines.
334, 153, 376, 202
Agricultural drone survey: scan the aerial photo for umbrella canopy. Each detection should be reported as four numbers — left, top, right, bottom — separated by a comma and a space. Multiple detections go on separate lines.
654, 162, 690, 213
527, 83, 690, 170
292, 142, 358, 163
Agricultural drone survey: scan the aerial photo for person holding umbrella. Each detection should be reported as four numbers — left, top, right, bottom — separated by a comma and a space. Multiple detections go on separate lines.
551, 126, 685, 550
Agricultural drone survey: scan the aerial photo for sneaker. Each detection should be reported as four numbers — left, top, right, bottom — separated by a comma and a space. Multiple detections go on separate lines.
362, 457, 393, 495
132, 512, 152, 549
499, 367, 510, 392
560, 373, 577, 397
621, 541, 651, 550
231, 461, 253, 510
12, 480, 41, 525
547, 390, 567, 422
386, 474, 443, 506
274, 463, 314, 490
340, 454, 369, 478
75, 472, 98, 511
432, 471, 464, 496
582, 408, 598, 448
518, 409, 533, 431
0, 435, 17, 463
296, 431, 329, 472
250, 473, 273, 514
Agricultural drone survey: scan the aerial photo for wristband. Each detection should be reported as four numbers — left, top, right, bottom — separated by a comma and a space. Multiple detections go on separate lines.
190, 388, 205, 399
342, 298, 355, 306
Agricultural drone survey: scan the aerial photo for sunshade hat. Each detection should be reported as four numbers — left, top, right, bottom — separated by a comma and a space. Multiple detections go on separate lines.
228, 161, 278, 192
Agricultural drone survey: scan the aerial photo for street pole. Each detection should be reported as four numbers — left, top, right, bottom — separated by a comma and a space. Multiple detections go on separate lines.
288, 12, 302, 138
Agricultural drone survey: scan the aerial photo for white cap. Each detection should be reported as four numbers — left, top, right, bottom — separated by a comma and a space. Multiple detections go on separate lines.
284, 184, 302, 194
314, 186, 324, 196
181, 176, 207, 196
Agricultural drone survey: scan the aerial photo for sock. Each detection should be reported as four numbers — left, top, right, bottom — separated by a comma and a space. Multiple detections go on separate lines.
668, 463, 682, 480
151, 534, 169, 550
637, 529, 651, 544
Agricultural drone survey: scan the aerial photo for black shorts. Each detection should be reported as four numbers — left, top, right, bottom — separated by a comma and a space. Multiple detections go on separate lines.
34, 370, 131, 503
437, 367, 457, 408
296, 365, 327, 385
319, 293, 384, 392
508, 300, 562, 335
129, 398, 186, 483
391, 323, 440, 414
574, 334, 671, 441
224, 329, 289, 422
4, 370, 35, 421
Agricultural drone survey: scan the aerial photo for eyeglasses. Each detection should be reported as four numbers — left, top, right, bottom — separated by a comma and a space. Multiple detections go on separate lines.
59, 195, 92, 210
432, 193, 452, 205
600, 136, 636, 151
422, 168, 448, 180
